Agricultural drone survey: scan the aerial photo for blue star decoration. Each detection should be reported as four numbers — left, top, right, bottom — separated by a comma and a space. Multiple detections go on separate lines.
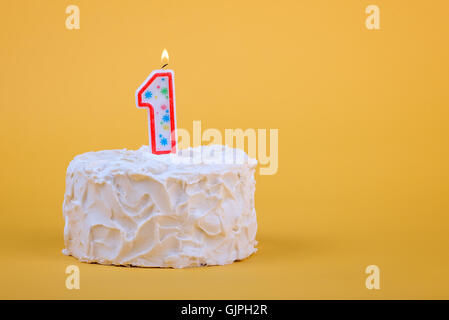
160, 137, 168, 146
162, 114, 170, 122
144, 91, 152, 99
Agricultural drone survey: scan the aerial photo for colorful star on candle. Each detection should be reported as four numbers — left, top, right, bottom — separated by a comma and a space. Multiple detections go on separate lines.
136, 49, 177, 154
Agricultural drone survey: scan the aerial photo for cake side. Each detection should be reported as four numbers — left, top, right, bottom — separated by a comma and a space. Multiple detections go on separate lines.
62, 145, 257, 268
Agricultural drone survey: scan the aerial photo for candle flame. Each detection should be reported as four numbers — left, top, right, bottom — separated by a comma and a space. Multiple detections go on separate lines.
161, 49, 169, 65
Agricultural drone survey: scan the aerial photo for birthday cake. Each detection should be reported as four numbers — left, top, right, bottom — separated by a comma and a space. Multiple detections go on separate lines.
62, 145, 258, 268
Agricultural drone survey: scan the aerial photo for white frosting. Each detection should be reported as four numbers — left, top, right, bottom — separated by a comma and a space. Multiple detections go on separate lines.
62, 145, 258, 268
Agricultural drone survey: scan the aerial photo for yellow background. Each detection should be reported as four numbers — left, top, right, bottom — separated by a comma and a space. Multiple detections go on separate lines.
1, 0, 448, 299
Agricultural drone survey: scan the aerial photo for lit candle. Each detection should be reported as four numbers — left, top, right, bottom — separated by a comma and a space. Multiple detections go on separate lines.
136, 49, 177, 154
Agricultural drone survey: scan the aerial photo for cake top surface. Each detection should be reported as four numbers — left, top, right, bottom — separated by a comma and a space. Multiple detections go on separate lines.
67, 145, 257, 179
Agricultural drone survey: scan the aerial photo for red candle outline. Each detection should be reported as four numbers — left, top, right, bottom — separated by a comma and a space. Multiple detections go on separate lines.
136, 71, 176, 154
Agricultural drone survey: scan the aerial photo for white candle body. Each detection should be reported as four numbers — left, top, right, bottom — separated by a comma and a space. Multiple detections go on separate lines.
136, 69, 177, 154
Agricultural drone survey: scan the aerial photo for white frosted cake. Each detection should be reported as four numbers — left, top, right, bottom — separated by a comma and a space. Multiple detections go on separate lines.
62, 145, 257, 268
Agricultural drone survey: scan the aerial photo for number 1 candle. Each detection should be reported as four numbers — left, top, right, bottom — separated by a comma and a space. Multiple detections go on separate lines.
136, 49, 177, 154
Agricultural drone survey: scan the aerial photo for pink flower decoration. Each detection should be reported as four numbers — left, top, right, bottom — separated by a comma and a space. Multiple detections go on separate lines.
160, 104, 167, 110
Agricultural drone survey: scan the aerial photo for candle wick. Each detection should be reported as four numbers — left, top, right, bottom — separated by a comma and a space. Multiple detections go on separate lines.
161, 63, 168, 69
